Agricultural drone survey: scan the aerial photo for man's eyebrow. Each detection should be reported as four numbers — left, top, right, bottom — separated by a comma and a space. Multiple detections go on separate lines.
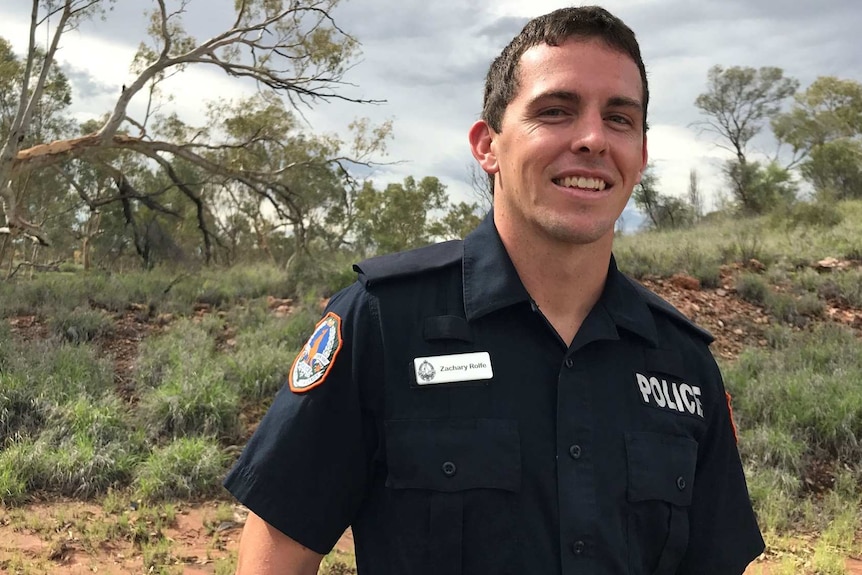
607, 96, 643, 111
527, 90, 581, 107
527, 91, 643, 112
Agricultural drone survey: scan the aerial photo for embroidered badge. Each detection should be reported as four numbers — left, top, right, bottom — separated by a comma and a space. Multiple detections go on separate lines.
289, 312, 343, 393
634, 372, 704, 418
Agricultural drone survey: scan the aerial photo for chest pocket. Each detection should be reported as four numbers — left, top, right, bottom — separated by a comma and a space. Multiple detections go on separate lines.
384, 418, 521, 575
626, 432, 698, 575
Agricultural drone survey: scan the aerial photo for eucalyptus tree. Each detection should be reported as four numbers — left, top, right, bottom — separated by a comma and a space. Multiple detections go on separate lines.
773, 77, 862, 200
0, 0, 385, 266
694, 66, 798, 213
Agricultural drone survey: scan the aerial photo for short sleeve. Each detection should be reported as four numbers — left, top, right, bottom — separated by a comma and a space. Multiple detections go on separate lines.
223, 281, 382, 555
678, 354, 765, 574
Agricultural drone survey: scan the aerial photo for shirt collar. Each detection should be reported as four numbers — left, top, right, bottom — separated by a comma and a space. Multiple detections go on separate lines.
462, 211, 658, 347
462, 210, 531, 321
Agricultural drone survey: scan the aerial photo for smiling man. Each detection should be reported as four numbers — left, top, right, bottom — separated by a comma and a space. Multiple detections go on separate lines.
225, 6, 765, 574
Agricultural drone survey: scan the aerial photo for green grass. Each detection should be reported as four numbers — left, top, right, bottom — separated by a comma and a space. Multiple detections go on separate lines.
616, 199, 862, 279
728, 323, 862, 462
48, 304, 115, 343
132, 437, 229, 502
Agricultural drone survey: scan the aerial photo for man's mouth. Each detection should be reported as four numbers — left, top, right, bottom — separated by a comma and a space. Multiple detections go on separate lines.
552, 176, 607, 191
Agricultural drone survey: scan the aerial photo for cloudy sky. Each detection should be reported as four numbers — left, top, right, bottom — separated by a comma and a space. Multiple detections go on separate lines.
1, 0, 860, 229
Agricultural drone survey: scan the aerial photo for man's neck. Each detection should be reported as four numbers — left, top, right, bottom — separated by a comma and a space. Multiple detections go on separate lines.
496, 216, 612, 347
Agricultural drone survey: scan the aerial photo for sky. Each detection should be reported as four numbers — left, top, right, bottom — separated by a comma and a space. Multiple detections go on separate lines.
1, 0, 860, 231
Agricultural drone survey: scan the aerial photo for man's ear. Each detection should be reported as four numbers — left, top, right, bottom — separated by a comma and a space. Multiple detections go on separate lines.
468, 120, 498, 175
637, 134, 648, 184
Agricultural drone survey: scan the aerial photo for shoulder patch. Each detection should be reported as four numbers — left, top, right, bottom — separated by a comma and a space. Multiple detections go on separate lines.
627, 278, 714, 343
353, 240, 463, 287
288, 312, 343, 393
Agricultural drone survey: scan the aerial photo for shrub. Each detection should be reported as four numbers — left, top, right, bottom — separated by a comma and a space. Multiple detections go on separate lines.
0, 373, 51, 442
132, 437, 229, 502
138, 365, 240, 442
223, 340, 294, 402
25, 340, 115, 400
765, 292, 801, 326
744, 465, 801, 533
49, 305, 115, 343
735, 272, 769, 304
136, 319, 216, 389
770, 200, 843, 230
726, 324, 862, 462
0, 453, 28, 505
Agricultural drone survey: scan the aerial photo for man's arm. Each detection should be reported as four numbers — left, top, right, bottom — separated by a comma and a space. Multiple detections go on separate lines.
235, 511, 324, 575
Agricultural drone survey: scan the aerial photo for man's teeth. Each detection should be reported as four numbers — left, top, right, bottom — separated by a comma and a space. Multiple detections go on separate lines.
556, 176, 606, 191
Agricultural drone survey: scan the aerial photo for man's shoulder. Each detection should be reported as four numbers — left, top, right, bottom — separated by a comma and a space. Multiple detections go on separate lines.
352, 240, 463, 288
623, 275, 714, 345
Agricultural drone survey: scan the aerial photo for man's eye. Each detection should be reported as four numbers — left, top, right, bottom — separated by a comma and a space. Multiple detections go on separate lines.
608, 114, 632, 125
540, 108, 566, 117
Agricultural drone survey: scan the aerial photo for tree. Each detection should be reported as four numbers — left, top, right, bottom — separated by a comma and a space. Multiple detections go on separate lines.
632, 164, 693, 230
772, 77, 862, 200
687, 168, 703, 221
724, 160, 797, 215
355, 176, 448, 255
694, 66, 798, 213
0, 0, 384, 265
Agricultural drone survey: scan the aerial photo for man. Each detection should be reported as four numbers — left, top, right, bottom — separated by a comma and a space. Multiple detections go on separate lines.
225, 6, 765, 574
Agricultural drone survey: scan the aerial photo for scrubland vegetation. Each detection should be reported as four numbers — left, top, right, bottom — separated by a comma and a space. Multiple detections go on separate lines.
0, 203, 859, 573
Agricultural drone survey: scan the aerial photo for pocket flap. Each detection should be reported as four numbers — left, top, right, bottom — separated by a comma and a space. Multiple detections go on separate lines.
626, 432, 697, 506
385, 418, 520, 492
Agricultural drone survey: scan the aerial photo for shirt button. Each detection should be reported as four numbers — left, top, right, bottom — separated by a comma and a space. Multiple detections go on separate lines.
572, 540, 585, 555
677, 476, 686, 491
569, 444, 582, 459
564, 357, 574, 368
442, 461, 457, 477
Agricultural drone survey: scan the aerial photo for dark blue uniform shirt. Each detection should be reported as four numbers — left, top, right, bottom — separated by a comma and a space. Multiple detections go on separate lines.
224, 213, 765, 574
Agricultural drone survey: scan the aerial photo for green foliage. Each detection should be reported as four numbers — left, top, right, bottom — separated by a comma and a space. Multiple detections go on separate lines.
724, 160, 797, 215
0, 373, 50, 443
769, 200, 844, 230
132, 437, 229, 502
727, 323, 862, 462
774, 76, 862, 201
735, 273, 769, 304
632, 164, 694, 230
222, 305, 319, 401
48, 305, 115, 343
744, 466, 801, 533
136, 318, 216, 389
138, 366, 240, 442
355, 176, 448, 254
803, 138, 862, 201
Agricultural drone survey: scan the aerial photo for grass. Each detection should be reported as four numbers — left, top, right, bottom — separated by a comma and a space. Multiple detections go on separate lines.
728, 323, 862, 463
132, 437, 229, 502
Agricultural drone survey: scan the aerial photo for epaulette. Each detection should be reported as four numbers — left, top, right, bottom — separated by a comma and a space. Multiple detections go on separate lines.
626, 277, 715, 344
353, 240, 463, 288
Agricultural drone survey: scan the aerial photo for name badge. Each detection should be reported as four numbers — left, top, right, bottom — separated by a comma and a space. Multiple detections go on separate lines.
413, 352, 493, 385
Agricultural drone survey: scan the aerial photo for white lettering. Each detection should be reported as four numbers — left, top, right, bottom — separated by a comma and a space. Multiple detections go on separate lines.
661, 379, 679, 411
636, 373, 651, 403
680, 384, 696, 414
649, 376, 667, 407
692, 386, 703, 417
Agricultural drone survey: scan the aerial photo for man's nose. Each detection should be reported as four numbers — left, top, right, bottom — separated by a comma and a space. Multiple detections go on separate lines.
570, 110, 609, 155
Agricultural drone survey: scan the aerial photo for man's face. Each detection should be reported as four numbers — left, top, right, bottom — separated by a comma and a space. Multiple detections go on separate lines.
480, 38, 648, 246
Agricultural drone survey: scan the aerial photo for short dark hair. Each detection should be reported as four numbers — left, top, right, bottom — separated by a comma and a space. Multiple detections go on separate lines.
482, 6, 649, 134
